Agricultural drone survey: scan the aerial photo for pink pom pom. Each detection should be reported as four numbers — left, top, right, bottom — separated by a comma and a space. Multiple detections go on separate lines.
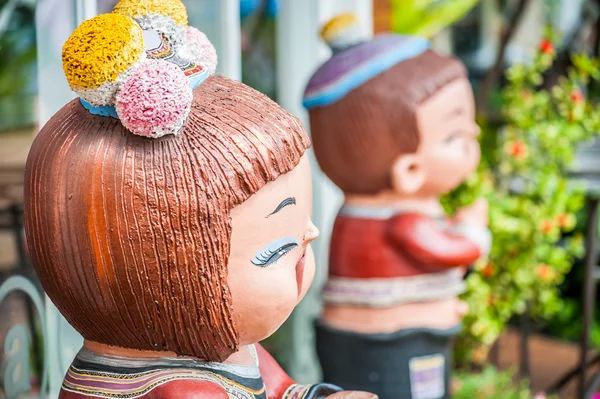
116, 60, 193, 138
186, 26, 217, 75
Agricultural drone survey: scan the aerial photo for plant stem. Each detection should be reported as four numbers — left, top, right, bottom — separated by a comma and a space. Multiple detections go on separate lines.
475, 0, 533, 118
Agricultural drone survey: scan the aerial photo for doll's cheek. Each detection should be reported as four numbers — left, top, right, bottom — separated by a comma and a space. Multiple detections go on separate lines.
233, 278, 299, 345
298, 246, 316, 301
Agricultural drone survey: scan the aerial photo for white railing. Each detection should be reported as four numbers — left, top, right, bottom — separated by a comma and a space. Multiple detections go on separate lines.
26, 0, 372, 396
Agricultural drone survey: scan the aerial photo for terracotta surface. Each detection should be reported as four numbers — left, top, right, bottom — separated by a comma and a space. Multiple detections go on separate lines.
308, 50, 466, 195
304, 23, 489, 398
25, 76, 309, 362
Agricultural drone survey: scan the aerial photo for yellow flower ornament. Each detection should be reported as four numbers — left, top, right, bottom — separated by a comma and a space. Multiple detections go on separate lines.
113, 0, 188, 26
62, 13, 146, 106
61, 0, 218, 138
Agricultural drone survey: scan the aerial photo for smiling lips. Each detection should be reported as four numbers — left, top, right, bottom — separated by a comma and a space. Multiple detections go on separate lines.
295, 250, 306, 297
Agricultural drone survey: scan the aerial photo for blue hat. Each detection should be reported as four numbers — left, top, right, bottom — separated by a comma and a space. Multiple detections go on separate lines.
303, 16, 430, 110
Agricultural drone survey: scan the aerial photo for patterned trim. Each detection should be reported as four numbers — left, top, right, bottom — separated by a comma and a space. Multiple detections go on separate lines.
72, 347, 261, 379
323, 268, 465, 307
182, 62, 204, 77
282, 383, 342, 399
167, 53, 207, 82
62, 365, 265, 399
283, 384, 310, 399
145, 32, 174, 59
338, 204, 440, 220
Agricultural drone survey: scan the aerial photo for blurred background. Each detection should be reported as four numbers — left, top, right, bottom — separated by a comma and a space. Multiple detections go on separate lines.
3, 0, 600, 398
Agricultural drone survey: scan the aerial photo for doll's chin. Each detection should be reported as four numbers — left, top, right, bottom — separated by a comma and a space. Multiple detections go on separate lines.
441, 176, 470, 194
238, 299, 298, 345
243, 313, 294, 345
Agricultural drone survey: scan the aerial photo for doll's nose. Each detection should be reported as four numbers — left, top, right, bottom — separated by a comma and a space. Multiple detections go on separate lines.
303, 221, 320, 243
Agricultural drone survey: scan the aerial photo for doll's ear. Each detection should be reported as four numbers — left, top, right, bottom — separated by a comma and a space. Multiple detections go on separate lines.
390, 154, 426, 194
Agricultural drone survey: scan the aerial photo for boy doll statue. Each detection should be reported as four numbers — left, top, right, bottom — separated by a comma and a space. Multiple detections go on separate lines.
24, 2, 376, 398
303, 15, 491, 399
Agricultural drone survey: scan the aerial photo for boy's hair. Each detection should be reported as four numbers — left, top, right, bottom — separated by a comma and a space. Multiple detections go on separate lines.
309, 50, 467, 194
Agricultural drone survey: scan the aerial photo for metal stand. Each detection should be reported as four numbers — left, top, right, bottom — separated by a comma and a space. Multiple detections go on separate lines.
546, 197, 600, 398
521, 311, 531, 381
489, 337, 500, 366
581, 198, 600, 398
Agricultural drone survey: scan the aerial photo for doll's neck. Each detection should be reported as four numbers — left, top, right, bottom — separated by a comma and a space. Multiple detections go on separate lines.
344, 191, 443, 216
84, 340, 255, 366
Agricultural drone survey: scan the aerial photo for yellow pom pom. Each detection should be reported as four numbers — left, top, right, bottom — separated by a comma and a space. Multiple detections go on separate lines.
113, 0, 188, 26
320, 13, 360, 44
62, 13, 145, 91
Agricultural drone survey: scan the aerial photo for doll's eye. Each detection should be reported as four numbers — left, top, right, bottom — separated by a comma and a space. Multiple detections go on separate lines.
251, 237, 299, 267
444, 132, 462, 144
252, 244, 297, 267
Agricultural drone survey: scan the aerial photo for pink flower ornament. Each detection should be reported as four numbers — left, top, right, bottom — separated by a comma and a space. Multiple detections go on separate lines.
185, 26, 218, 75
116, 60, 193, 138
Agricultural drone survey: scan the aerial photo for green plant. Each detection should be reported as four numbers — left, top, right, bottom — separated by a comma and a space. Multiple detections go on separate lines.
545, 296, 600, 343
0, 0, 37, 98
391, 0, 480, 38
453, 366, 553, 399
443, 33, 600, 363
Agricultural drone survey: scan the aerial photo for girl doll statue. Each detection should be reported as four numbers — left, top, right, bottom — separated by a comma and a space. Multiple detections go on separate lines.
303, 15, 491, 399
23, 2, 375, 398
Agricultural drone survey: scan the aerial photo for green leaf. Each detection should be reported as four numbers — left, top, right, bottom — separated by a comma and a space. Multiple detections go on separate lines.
390, 0, 480, 38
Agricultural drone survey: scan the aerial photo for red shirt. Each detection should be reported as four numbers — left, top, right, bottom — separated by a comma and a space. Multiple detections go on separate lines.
329, 212, 482, 279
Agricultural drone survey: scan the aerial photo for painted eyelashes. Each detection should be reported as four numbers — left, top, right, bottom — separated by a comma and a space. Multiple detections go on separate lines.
251, 237, 299, 267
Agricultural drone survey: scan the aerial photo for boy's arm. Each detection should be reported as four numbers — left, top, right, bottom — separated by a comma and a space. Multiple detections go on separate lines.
387, 213, 482, 268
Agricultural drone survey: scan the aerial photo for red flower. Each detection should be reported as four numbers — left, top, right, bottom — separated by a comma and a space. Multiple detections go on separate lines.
506, 141, 527, 159
556, 213, 575, 229
470, 346, 488, 364
540, 220, 554, 234
570, 91, 584, 104
536, 264, 554, 281
481, 263, 495, 278
540, 39, 555, 54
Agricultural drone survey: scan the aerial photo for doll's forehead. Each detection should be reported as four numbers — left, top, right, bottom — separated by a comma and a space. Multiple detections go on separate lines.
227, 154, 311, 265
409, 78, 475, 151
230, 154, 311, 219
417, 78, 473, 117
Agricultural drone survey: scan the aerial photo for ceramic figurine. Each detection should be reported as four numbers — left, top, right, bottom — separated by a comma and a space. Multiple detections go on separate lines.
303, 14, 491, 399
23, 2, 376, 398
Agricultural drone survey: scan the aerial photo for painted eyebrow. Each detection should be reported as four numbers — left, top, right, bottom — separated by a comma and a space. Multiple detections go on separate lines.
266, 197, 296, 217
446, 108, 464, 118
